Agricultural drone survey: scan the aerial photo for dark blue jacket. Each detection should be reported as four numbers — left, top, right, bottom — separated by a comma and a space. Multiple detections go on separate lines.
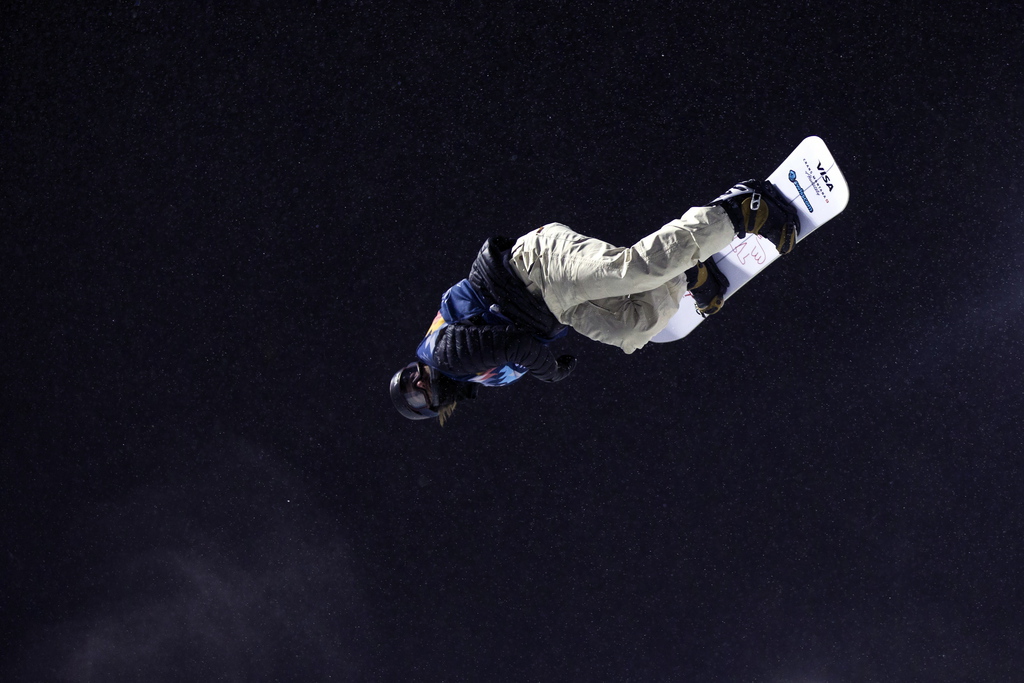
416, 237, 570, 386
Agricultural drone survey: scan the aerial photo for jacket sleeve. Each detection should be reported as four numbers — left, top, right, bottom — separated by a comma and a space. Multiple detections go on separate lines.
432, 323, 569, 382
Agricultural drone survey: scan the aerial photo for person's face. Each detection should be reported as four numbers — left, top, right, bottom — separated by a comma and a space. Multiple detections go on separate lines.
405, 362, 435, 410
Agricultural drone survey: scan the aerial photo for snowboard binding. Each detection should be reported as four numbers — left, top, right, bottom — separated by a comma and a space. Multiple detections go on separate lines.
684, 258, 730, 317
710, 179, 801, 255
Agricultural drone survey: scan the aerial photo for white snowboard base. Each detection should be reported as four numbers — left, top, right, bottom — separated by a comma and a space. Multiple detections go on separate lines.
652, 135, 849, 343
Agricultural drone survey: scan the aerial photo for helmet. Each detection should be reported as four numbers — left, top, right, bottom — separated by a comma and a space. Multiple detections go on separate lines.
390, 361, 438, 420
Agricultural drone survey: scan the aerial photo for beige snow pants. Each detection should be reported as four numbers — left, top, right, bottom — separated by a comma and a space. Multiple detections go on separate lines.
508, 206, 736, 354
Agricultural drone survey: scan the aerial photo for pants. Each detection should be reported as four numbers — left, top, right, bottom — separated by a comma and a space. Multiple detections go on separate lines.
508, 206, 735, 354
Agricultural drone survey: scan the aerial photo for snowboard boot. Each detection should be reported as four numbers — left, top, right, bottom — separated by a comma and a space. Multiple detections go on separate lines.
709, 179, 800, 255
684, 258, 730, 317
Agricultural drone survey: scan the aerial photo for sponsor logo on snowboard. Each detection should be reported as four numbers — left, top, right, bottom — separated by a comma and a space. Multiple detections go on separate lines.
816, 161, 835, 191
788, 170, 814, 213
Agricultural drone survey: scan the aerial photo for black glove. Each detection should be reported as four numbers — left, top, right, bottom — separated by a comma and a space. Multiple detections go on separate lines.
552, 354, 577, 382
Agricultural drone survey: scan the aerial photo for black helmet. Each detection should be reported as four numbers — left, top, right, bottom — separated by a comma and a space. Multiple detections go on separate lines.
390, 361, 438, 420
390, 361, 481, 424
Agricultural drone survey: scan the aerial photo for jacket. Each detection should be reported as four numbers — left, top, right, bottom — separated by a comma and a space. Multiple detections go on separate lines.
416, 237, 570, 386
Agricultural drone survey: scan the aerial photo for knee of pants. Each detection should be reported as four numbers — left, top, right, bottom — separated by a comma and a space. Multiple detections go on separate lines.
568, 296, 661, 337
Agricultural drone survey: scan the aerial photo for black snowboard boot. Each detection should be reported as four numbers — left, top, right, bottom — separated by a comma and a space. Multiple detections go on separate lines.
709, 179, 800, 255
684, 258, 730, 316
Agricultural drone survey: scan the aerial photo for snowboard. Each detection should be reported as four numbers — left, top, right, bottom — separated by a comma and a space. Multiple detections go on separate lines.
652, 135, 849, 343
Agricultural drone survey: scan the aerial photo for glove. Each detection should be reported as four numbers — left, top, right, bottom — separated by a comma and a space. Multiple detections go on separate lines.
552, 354, 577, 382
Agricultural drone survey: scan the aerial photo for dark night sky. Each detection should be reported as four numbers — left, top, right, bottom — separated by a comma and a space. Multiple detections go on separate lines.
3, 2, 1024, 681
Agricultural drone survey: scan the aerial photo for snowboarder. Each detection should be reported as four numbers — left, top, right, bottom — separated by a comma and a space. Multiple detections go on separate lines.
390, 180, 799, 424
